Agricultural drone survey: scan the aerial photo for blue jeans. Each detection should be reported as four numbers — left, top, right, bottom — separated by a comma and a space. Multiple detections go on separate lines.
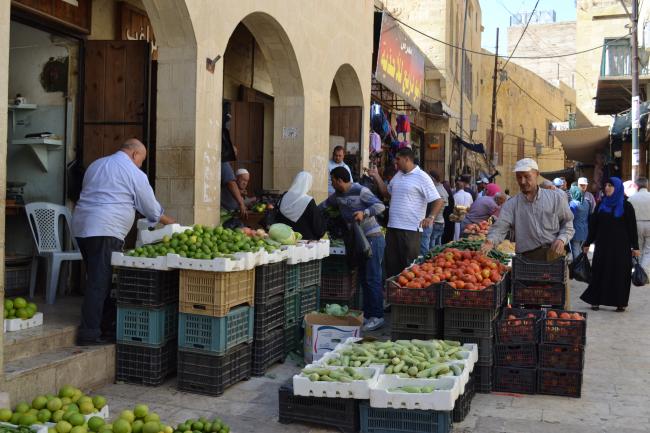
420, 223, 445, 256
360, 235, 386, 319
570, 239, 584, 260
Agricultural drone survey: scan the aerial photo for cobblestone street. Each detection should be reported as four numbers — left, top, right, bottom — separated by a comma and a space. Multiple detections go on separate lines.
95, 279, 650, 433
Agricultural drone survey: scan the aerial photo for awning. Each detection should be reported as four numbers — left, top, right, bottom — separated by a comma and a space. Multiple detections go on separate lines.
553, 126, 610, 164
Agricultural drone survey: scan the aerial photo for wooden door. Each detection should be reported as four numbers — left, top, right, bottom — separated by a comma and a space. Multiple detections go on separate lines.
423, 133, 446, 177
330, 106, 362, 176
82, 40, 151, 171
230, 101, 264, 195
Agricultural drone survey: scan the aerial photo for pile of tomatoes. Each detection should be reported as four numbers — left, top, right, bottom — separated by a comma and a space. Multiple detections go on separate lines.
396, 248, 506, 291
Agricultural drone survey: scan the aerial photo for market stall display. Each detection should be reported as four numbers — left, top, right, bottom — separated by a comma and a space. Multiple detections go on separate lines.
3, 297, 42, 332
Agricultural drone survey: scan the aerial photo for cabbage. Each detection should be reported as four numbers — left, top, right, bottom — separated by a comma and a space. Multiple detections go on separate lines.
269, 223, 301, 245
324, 303, 349, 317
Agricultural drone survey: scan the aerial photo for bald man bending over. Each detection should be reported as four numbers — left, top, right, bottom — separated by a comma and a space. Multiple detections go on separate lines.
72, 139, 174, 345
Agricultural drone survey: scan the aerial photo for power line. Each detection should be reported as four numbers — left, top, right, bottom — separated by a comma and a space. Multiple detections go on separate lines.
377, 7, 629, 59
507, 77, 563, 121
501, 0, 540, 70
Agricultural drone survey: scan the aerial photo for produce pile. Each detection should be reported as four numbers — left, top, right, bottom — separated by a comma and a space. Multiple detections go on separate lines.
397, 248, 506, 291
448, 205, 469, 222
319, 339, 466, 379
97, 404, 172, 433
0, 385, 106, 428
300, 367, 372, 383
320, 303, 362, 318
248, 201, 273, 213
172, 417, 230, 433
463, 220, 490, 237
3, 297, 38, 320
421, 239, 511, 265
126, 225, 282, 259
497, 240, 515, 254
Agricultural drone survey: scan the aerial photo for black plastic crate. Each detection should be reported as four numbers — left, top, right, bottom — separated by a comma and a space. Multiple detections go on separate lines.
475, 364, 492, 393
443, 333, 493, 365
453, 374, 475, 423
360, 402, 452, 433
321, 255, 355, 275
252, 327, 285, 376
278, 381, 359, 433
494, 343, 537, 368
254, 293, 285, 337
321, 271, 358, 300
512, 280, 566, 308
300, 284, 319, 317
390, 330, 442, 341
283, 324, 302, 356
177, 342, 251, 396
116, 339, 177, 386
538, 344, 584, 371
386, 277, 440, 307
285, 264, 300, 296
391, 304, 441, 335
495, 308, 544, 344
493, 367, 536, 394
443, 307, 499, 338
512, 256, 567, 284
541, 310, 587, 345
255, 261, 286, 302
300, 260, 322, 288
116, 267, 179, 307
284, 292, 300, 328
442, 274, 509, 310
537, 368, 582, 398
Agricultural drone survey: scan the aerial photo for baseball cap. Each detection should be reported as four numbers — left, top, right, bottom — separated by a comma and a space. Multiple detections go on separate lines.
513, 158, 539, 172
578, 177, 588, 185
553, 177, 565, 187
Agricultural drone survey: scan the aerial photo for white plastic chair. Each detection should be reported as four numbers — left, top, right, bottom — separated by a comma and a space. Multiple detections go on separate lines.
25, 202, 82, 304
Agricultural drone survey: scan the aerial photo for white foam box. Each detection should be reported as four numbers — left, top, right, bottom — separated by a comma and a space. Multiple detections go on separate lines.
0, 423, 48, 433
138, 224, 192, 247
83, 405, 110, 421
166, 251, 255, 272
303, 312, 364, 364
4, 312, 44, 332
370, 375, 459, 410
293, 365, 381, 399
286, 244, 306, 265
266, 248, 288, 264
111, 252, 169, 270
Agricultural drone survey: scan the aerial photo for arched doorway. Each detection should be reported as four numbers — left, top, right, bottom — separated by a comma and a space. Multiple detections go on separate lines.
222, 12, 304, 201
329, 64, 365, 182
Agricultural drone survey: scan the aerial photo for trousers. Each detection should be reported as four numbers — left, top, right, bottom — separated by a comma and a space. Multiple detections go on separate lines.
637, 221, 650, 273
77, 236, 124, 340
385, 228, 421, 279
359, 235, 386, 319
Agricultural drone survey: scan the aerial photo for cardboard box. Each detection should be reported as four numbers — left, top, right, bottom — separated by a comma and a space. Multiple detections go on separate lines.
303, 312, 364, 364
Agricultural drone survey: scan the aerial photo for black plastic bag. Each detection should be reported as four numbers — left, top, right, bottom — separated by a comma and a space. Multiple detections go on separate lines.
632, 257, 648, 287
569, 253, 592, 283
352, 221, 372, 260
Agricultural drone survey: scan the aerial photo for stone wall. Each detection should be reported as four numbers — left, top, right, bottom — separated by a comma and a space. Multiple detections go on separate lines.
0, 0, 9, 380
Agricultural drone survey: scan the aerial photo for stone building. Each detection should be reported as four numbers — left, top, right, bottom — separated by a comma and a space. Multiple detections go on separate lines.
0, 0, 373, 401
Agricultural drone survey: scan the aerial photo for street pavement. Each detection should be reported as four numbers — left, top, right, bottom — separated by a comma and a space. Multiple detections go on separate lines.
96, 278, 650, 433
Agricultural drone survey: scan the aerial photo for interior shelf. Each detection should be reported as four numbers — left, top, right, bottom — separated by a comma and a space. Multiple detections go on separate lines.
11, 138, 64, 172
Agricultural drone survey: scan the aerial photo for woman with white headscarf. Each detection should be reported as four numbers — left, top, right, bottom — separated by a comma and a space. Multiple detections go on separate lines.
275, 171, 326, 240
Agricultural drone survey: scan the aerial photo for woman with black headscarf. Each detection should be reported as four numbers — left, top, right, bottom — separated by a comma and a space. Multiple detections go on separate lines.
580, 177, 640, 311
441, 180, 456, 244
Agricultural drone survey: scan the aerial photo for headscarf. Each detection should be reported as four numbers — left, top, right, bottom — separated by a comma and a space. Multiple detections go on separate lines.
485, 183, 501, 197
599, 177, 624, 218
569, 185, 583, 203
280, 171, 313, 223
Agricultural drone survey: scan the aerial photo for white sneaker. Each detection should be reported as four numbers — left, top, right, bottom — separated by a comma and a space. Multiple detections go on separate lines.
363, 317, 385, 331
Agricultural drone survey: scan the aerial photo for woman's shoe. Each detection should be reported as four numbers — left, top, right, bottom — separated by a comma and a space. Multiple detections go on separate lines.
616, 307, 626, 312
591, 305, 600, 311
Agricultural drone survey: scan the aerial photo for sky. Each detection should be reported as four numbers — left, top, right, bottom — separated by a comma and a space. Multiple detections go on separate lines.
480, 0, 577, 52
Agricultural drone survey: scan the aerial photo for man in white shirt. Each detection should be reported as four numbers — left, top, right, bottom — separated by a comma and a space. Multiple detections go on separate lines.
420, 170, 448, 254
628, 177, 650, 272
328, 146, 352, 194
369, 148, 443, 279
453, 176, 473, 240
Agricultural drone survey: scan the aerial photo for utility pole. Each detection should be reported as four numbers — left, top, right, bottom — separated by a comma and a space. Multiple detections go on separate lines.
490, 28, 499, 164
632, 0, 640, 181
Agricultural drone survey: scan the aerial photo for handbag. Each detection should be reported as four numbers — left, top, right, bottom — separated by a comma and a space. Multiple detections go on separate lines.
569, 252, 592, 283
632, 257, 648, 286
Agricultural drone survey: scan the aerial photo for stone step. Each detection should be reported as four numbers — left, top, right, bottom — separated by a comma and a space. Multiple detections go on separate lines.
3, 322, 77, 363
3, 344, 115, 405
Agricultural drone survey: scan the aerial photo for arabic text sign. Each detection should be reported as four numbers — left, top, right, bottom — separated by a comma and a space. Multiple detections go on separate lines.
118, 2, 158, 59
375, 13, 425, 109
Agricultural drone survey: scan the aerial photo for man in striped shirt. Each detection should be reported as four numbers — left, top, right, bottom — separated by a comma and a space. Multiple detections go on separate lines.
321, 167, 386, 330
369, 148, 444, 280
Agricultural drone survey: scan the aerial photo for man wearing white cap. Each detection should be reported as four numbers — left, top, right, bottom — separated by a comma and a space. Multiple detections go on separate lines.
235, 168, 257, 207
578, 177, 596, 213
482, 158, 574, 260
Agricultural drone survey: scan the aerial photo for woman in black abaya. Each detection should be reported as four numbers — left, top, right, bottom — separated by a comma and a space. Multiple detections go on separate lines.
580, 177, 640, 311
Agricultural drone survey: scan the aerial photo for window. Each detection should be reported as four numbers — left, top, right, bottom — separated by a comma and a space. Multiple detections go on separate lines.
547, 120, 554, 147
517, 137, 525, 160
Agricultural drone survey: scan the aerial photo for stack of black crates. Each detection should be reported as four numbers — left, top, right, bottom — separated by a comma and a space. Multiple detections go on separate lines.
284, 259, 321, 356
115, 267, 179, 386
442, 273, 509, 394
320, 254, 360, 309
176, 268, 255, 395
386, 275, 441, 341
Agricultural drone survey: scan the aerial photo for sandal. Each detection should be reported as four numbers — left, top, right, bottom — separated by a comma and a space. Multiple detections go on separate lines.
616, 307, 626, 312
591, 305, 600, 311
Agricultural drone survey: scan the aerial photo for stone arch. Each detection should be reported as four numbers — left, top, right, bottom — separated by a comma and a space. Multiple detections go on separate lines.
227, 11, 305, 191
331, 63, 364, 107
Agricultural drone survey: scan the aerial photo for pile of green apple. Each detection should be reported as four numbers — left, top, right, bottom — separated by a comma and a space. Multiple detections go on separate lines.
126, 225, 281, 260
0, 385, 106, 430
3, 297, 38, 320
